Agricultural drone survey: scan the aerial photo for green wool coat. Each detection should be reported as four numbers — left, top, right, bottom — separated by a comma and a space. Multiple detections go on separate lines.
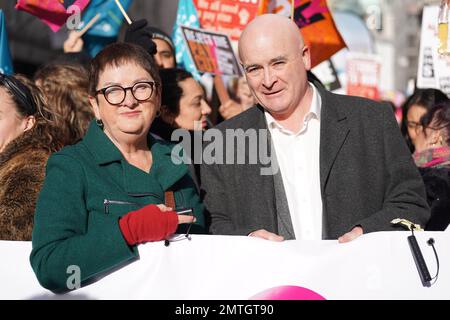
30, 121, 205, 291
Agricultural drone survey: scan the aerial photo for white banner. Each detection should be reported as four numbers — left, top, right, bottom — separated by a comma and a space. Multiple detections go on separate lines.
0, 230, 449, 300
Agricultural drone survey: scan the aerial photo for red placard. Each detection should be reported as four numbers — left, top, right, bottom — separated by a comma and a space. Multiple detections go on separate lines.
346, 53, 381, 101
193, 0, 260, 41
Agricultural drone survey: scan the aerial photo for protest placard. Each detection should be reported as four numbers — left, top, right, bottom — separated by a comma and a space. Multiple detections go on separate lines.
181, 26, 242, 76
193, 0, 260, 41
346, 52, 381, 101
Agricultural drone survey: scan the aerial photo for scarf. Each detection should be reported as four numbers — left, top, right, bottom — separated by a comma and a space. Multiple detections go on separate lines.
413, 146, 450, 169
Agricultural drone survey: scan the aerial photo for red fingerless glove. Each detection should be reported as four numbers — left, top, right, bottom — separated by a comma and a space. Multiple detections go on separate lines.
119, 204, 178, 245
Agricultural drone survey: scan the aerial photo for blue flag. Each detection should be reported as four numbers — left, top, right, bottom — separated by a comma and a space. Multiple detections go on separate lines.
80, 0, 133, 57
0, 10, 14, 75
172, 0, 202, 80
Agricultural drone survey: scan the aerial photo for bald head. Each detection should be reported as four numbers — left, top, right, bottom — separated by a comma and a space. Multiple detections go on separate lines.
238, 14, 304, 62
236, 14, 312, 123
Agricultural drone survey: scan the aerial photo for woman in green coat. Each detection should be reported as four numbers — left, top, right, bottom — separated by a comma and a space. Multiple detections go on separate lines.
30, 43, 205, 292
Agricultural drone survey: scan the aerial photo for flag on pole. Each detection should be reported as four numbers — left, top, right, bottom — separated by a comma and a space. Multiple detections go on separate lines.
15, 0, 90, 32
260, 0, 346, 67
172, 0, 202, 80
80, 0, 133, 57
0, 10, 14, 75
258, 0, 292, 16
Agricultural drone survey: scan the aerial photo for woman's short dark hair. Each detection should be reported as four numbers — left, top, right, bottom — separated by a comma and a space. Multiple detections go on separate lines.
401, 88, 449, 152
88, 42, 161, 96
159, 67, 193, 117
420, 100, 450, 146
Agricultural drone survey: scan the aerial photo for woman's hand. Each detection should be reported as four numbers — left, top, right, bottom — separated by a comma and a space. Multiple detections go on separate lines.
119, 203, 196, 245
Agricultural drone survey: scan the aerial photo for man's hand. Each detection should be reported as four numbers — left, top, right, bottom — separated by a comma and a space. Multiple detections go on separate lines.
248, 229, 284, 242
338, 226, 363, 243
63, 31, 83, 53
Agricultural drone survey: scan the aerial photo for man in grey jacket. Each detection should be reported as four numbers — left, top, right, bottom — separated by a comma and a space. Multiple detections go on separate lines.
200, 14, 429, 242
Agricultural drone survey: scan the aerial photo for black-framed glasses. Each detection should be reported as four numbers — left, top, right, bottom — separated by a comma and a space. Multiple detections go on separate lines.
406, 120, 422, 131
95, 81, 159, 105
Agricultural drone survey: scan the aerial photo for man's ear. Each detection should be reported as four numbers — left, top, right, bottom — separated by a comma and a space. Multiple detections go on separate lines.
23, 115, 36, 133
89, 95, 101, 120
301, 45, 311, 71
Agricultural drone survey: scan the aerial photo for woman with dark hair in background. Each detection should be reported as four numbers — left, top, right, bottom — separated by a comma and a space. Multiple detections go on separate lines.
401, 88, 449, 152
150, 67, 212, 190
34, 64, 94, 146
413, 101, 450, 231
0, 74, 62, 240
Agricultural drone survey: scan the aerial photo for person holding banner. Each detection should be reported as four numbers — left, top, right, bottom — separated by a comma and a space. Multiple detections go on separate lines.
30, 43, 205, 291
201, 14, 430, 242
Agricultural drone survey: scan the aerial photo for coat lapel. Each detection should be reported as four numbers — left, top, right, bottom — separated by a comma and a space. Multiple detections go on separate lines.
318, 86, 350, 195
251, 106, 294, 238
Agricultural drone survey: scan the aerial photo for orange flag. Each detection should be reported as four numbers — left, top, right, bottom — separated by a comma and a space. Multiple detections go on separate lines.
260, 0, 346, 68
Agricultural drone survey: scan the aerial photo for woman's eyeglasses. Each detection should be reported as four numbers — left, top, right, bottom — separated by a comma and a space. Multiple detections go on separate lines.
407, 121, 422, 131
95, 81, 159, 105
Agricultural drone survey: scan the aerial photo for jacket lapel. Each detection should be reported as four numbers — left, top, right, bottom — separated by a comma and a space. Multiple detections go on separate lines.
252, 106, 294, 238
318, 86, 350, 195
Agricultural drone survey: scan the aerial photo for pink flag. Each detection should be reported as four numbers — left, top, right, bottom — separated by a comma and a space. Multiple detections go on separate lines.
15, 0, 90, 32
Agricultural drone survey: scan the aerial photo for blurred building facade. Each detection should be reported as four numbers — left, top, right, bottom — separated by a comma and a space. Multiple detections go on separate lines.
329, 0, 442, 94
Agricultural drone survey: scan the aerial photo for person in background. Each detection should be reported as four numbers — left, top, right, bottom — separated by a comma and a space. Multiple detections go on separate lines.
30, 43, 205, 292
124, 20, 176, 69
401, 88, 449, 153
34, 64, 94, 146
148, 26, 176, 69
413, 101, 450, 231
0, 74, 62, 240
152, 68, 212, 138
151, 67, 212, 190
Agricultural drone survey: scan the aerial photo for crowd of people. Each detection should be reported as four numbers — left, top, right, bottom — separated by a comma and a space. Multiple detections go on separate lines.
0, 14, 448, 292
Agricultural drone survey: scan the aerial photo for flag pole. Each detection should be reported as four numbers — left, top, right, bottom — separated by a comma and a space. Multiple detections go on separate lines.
291, 0, 294, 20
114, 0, 132, 25
76, 13, 101, 37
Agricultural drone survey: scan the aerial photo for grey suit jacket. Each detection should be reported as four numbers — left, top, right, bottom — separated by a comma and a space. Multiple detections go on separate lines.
200, 84, 430, 239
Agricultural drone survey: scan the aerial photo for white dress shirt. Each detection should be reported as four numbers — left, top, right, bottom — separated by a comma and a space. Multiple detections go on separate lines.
264, 83, 323, 240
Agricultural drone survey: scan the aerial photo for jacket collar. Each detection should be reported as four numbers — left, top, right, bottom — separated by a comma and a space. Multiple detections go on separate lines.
82, 120, 124, 165
82, 120, 188, 192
